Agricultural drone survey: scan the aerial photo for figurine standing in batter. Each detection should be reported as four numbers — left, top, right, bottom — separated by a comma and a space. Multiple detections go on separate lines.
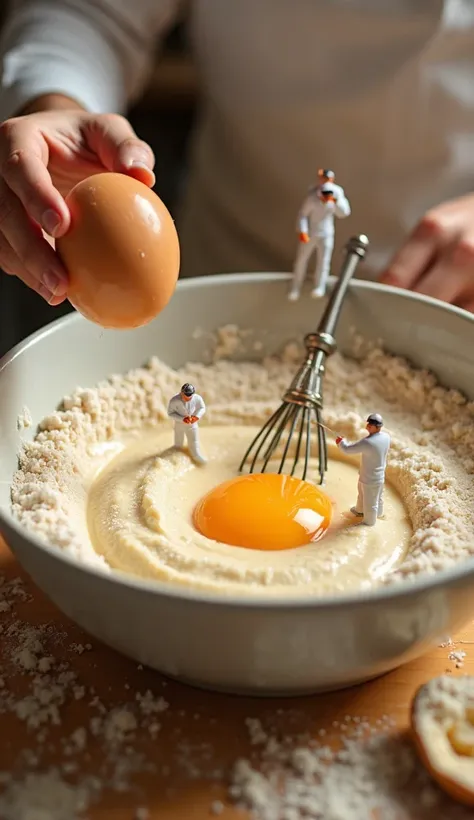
289, 169, 351, 301
167, 383, 207, 465
336, 413, 390, 527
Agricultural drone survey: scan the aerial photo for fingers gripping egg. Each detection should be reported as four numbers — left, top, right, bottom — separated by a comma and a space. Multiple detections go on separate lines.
56, 173, 180, 329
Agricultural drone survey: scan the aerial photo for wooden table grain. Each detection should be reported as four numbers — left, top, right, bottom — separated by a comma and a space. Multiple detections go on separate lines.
0, 533, 473, 818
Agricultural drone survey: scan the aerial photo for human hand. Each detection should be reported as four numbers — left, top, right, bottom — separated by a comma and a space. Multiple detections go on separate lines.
189, 415, 199, 424
380, 194, 474, 312
299, 232, 310, 243
0, 99, 155, 304
335, 436, 343, 445
183, 416, 191, 424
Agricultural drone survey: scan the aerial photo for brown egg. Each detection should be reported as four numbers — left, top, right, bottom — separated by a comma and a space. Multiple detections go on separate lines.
56, 173, 180, 329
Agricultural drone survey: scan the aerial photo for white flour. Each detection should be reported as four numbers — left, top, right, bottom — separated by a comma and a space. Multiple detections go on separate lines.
229, 712, 474, 820
9, 331, 474, 589
0, 568, 219, 818
0, 568, 472, 818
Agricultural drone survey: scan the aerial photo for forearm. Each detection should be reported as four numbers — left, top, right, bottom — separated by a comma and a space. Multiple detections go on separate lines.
194, 399, 206, 419
338, 440, 364, 454
0, 0, 180, 121
0, 3, 126, 119
299, 216, 309, 234
335, 196, 351, 218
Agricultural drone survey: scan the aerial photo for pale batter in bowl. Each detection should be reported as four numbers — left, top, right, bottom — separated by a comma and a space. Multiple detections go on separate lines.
87, 426, 410, 596
10, 333, 474, 598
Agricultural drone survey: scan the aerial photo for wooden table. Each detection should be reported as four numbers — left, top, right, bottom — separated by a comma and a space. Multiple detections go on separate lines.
0, 534, 473, 819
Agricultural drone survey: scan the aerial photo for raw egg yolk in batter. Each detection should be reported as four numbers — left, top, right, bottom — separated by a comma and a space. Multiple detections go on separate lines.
193, 473, 333, 550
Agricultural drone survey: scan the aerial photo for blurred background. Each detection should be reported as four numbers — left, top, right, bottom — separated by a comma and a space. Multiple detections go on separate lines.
0, 11, 196, 357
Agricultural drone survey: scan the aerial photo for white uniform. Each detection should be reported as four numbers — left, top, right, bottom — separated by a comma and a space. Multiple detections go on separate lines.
337, 430, 391, 527
290, 183, 351, 299
167, 393, 206, 464
2, 2, 474, 280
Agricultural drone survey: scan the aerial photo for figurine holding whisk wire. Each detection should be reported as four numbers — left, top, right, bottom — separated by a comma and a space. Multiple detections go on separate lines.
336, 413, 391, 527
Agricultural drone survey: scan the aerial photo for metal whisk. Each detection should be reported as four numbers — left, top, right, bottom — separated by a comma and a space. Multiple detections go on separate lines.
239, 234, 369, 484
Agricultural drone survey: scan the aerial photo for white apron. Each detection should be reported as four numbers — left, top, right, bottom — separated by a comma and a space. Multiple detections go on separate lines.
179, 0, 474, 279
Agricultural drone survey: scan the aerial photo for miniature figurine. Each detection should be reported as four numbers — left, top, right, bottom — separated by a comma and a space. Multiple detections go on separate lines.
335, 413, 390, 527
289, 169, 351, 302
167, 383, 207, 465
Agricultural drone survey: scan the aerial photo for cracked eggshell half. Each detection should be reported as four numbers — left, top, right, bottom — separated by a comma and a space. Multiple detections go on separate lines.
411, 676, 474, 807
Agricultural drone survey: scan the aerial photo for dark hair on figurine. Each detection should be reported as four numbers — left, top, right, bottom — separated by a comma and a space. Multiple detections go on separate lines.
181, 383, 195, 397
367, 413, 383, 427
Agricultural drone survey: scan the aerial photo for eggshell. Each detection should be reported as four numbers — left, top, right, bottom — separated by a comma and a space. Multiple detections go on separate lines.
411, 681, 474, 808
56, 173, 180, 329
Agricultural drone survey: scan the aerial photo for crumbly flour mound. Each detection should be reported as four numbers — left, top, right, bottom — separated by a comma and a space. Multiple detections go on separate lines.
10, 329, 474, 590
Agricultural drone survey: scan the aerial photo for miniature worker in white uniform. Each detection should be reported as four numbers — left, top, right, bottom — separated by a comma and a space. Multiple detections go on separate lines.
289, 173, 351, 302
336, 413, 391, 527
167, 383, 207, 465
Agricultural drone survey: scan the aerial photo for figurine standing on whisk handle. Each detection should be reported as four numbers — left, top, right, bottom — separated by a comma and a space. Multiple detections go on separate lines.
336, 413, 391, 526
289, 169, 351, 302
240, 235, 369, 485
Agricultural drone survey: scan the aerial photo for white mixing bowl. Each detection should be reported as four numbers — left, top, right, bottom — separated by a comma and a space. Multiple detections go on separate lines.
1, 274, 474, 696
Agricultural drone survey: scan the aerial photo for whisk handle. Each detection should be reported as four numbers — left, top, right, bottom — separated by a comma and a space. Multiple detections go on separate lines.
316, 234, 369, 340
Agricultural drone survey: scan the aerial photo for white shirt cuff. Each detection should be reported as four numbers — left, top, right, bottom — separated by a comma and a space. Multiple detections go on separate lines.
0, 9, 128, 120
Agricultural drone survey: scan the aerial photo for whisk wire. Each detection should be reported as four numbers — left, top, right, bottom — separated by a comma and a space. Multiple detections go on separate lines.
277, 405, 299, 475
239, 234, 369, 483
261, 403, 293, 471
241, 403, 285, 474
316, 407, 328, 484
289, 405, 305, 478
299, 407, 309, 482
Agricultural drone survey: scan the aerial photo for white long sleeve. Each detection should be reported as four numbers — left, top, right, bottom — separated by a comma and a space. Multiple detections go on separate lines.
338, 432, 390, 484
333, 192, 351, 219
297, 195, 313, 235
0, 0, 181, 120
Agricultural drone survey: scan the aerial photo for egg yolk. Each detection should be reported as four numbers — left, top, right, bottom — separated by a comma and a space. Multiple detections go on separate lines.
193, 473, 333, 551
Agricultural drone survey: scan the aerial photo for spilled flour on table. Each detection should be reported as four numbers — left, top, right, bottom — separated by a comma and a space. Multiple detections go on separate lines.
0, 575, 474, 819
448, 650, 467, 669
439, 636, 472, 669
0, 575, 168, 818
231, 713, 474, 820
